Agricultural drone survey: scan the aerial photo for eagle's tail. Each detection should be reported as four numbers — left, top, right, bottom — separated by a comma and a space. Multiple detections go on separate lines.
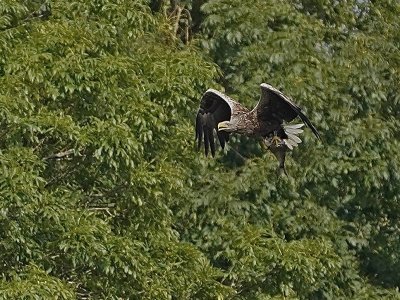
283, 123, 304, 150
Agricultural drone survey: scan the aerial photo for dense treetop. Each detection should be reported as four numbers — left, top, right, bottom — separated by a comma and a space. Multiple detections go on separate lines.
1, 0, 399, 299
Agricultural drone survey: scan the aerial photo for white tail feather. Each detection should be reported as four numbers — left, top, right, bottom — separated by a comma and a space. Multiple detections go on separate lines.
285, 123, 304, 129
285, 127, 304, 135
287, 133, 302, 144
283, 123, 304, 149
284, 139, 294, 150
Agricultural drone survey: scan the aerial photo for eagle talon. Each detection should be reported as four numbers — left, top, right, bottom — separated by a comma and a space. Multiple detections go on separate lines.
271, 135, 281, 147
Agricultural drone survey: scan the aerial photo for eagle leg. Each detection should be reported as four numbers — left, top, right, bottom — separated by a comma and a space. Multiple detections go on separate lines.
261, 136, 288, 176
270, 146, 287, 176
271, 130, 282, 147
271, 135, 281, 147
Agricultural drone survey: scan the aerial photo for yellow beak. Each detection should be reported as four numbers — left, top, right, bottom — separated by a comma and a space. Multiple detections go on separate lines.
218, 122, 229, 131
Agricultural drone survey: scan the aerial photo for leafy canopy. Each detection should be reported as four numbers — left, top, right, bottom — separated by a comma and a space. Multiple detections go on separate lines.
1, 0, 400, 299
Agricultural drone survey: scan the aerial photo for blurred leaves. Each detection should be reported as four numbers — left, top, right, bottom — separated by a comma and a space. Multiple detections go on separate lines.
1, 0, 400, 299
0, 0, 225, 298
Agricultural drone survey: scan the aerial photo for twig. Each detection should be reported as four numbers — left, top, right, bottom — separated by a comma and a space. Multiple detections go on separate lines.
173, 6, 183, 36
44, 149, 75, 160
181, 8, 192, 43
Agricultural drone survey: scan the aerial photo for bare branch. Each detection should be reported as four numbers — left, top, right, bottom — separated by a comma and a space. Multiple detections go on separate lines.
44, 149, 75, 160
173, 6, 183, 36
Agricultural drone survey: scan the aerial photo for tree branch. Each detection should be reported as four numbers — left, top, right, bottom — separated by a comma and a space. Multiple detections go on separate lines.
44, 149, 75, 160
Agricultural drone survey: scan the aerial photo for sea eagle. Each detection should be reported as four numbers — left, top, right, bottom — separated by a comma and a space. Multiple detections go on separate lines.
195, 83, 320, 174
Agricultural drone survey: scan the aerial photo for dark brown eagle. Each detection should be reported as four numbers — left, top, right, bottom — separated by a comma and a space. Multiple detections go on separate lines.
195, 83, 320, 174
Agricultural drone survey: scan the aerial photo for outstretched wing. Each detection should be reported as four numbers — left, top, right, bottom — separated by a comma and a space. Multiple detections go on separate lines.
255, 83, 320, 139
195, 89, 247, 156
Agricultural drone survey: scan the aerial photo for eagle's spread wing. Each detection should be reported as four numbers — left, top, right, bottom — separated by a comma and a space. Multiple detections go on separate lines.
195, 89, 247, 156
256, 83, 320, 139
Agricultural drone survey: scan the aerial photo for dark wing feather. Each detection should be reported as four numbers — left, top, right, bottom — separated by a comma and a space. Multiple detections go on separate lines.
256, 83, 320, 139
195, 89, 244, 156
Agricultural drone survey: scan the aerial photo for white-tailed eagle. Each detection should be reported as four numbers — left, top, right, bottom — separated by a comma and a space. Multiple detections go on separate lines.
195, 83, 320, 174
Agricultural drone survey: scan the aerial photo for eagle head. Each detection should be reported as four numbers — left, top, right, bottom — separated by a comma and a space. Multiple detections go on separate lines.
218, 121, 236, 133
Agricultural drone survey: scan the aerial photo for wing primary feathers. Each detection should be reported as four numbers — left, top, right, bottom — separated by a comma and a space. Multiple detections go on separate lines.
208, 127, 216, 157
196, 89, 242, 156
217, 131, 229, 149
259, 83, 321, 140
197, 126, 203, 150
203, 125, 209, 156
195, 113, 203, 150
297, 111, 320, 140
217, 132, 225, 149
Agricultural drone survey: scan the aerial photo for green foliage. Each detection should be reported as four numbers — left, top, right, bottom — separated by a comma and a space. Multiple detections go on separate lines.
0, 264, 75, 299
0, 0, 229, 298
1, 0, 399, 298
179, 0, 400, 298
